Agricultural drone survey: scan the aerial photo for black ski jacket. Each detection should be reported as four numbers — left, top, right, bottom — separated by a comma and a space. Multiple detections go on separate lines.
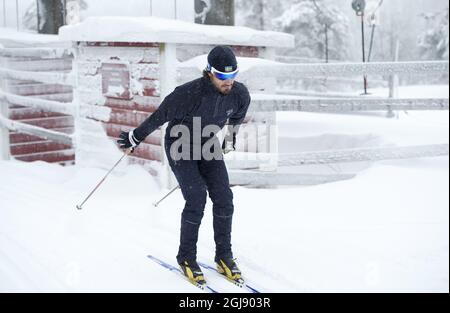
133, 76, 251, 146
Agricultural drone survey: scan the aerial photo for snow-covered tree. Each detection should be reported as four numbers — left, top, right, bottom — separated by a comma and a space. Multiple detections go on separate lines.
235, 0, 284, 30
195, 0, 234, 25
272, 0, 351, 61
418, 8, 449, 60
23, 1, 42, 31
23, 0, 88, 32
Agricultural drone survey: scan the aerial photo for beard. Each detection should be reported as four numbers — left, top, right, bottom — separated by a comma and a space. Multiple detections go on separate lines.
218, 83, 233, 95
207, 72, 234, 95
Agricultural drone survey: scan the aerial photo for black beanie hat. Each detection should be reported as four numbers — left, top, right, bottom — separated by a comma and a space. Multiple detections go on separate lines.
207, 46, 238, 73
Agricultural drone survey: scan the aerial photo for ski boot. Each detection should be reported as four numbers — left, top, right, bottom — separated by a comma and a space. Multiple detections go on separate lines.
179, 260, 207, 289
216, 258, 245, 287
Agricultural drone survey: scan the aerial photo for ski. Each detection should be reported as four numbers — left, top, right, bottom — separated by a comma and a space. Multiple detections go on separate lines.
198, 261, 261, 293
147, 255, 219, 293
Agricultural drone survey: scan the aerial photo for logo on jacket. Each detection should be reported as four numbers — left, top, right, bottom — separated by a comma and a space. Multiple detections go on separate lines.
226, 109, 233, 116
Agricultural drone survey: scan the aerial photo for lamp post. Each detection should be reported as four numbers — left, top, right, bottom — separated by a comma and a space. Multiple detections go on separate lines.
366, 0, 383, 62
16, 0, 19, 30
352, 0, 369, 95
3, 0, 6, 27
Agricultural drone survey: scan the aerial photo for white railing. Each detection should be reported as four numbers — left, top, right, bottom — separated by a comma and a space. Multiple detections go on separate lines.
0, 99, 110, 161
225, 144, 449, 170
179, 60, 449, 81
228, 171, 355, 186
249, 97, 449, 113
0, 90, 76, 115
241, 60, 449, 78
0, 45, 109, 161
0, 89, 110, 119
0, 47, 72, 58
0, 114, 74, 145
0, 67, 74, 86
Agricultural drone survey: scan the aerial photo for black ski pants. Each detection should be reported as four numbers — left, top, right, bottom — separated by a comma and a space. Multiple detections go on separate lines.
166, 145, 234, 265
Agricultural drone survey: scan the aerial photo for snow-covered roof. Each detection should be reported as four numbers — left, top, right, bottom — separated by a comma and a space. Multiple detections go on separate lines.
58, 16, 295, 48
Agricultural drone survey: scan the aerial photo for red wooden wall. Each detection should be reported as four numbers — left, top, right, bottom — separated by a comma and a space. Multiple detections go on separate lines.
6, 55, 75, 164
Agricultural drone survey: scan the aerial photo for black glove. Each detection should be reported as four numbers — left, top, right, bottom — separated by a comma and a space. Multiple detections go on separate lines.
222, 132, 236, 154
117, 130, 141, 152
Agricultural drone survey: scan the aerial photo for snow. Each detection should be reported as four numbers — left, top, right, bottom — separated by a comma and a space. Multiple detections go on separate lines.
74, 117, 123, 170
0, 86, 448, 291
0, 155, 447, 292
0, 27, 62, 47
369, 84, 449, 99
277, 110, 448, 149
179, 54, 280, 72
58, 16, 295, 48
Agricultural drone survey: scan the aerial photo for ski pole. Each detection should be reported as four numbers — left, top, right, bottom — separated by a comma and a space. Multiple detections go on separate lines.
153, 185, 180, 207
76, 148, 133, 210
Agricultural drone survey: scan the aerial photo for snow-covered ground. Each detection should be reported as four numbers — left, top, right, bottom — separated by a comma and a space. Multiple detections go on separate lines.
1, 84, 448, 293
0, 154, 448, 293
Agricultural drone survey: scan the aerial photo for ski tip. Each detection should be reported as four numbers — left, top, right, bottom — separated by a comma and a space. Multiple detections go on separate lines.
231, 279, 244, 288
189, 280, 219, 293
207, 286, 220, 293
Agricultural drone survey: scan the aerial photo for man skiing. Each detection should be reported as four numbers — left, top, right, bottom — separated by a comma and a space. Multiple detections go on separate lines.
117, 46, 251, 287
